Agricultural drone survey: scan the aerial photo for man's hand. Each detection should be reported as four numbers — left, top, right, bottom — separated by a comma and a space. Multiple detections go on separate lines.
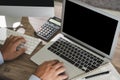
34, 60, 68, 80
0, 35, 26, 61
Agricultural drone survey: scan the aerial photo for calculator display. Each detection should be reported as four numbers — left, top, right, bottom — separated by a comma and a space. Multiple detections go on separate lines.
49, 19, 61, 26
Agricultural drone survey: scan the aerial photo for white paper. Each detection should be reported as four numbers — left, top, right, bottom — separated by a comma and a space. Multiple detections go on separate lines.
0, 16, 7, 27
80, 73, 117, 80
72, 62, 120, 80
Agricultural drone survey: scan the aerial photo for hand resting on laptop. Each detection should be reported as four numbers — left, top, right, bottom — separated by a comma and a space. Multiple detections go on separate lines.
0, 35, 26, 61
34, 60, 68, 80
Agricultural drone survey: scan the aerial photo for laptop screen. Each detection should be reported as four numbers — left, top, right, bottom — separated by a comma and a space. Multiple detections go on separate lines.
62, 0, 118, 56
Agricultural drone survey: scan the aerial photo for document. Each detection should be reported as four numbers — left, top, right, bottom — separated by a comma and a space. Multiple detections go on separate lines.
71, 62, 120, 80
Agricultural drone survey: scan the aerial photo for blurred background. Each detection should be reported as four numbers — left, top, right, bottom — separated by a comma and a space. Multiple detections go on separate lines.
55, 0, 120, 11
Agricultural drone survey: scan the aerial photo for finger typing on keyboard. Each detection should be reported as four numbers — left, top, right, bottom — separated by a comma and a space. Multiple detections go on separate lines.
16, 42, 26, 51
0, 29, 41, 55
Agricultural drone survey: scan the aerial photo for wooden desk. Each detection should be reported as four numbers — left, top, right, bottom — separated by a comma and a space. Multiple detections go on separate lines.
0, 1, 120, 80
112, 34, 120, 73
0, 17, 40, 80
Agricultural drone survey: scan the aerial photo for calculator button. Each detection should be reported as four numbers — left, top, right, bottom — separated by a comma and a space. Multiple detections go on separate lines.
35, 18, 61, 41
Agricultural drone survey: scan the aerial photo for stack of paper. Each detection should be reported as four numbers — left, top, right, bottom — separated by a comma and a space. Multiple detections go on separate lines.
71, 62, 120, 80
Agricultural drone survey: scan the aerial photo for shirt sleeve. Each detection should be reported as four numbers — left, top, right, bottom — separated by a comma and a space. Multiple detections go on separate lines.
0, 51, 4, 64
0, 51, 40, 80
29, 75, 41, 80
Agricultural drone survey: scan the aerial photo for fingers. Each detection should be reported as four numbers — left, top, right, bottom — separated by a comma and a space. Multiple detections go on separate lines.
52, 62, 64, 70
55, 66, 66, 75
47, 60, 59, 66
58, 74, 68, 80
7, 35, 16, 42
52, 62, 67, 75
14, 36, 26, 42
4, 35, 14, 44
6, 35, 25, 42
9, 35, 19, 45
7, 35, 14, 40
15, 48, 26, 55
53, 63, 68, 80
6, 35, 26, 47
14, 37, 26, 46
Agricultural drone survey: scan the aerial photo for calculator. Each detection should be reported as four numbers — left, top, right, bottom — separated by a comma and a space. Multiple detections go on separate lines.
35, 17, 61, 41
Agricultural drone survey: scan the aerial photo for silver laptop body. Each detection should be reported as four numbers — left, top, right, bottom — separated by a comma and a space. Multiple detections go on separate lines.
31, 0, 120, 79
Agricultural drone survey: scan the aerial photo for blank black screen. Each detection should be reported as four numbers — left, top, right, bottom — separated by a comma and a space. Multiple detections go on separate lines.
63, 0, 118, 55
0, 0, 54, 6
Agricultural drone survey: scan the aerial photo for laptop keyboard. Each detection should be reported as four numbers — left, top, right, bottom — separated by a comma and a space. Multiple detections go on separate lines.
48, 38, 104, 72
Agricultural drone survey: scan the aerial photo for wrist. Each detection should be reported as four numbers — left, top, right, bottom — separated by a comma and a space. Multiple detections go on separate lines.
34, 72, 43, 80
34, 73, 40, 78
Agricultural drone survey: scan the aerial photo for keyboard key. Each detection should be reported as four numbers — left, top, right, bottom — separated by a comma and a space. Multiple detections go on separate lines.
0, 29, 41, 55
48, 38, 104, 72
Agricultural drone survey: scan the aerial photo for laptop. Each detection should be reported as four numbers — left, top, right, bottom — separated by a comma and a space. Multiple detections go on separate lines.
31, 0, 120, 79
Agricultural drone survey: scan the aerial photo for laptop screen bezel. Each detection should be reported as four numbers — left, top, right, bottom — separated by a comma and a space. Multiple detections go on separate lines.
61, 0, 120, 59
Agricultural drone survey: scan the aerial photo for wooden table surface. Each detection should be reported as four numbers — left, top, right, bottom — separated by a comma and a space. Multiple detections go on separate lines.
0, 1, 120, 80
